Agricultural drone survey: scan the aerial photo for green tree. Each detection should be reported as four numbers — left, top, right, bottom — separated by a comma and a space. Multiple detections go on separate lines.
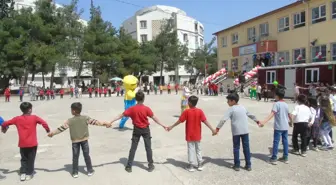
185, 37, 218, 82
0, 0, 14, 19
82, 4, 118, 83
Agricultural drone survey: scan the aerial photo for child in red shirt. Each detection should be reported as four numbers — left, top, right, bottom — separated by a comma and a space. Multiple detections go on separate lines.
103, 87, 107, 97
50, 89, 54, 99
4, 87, 10, 102
167, 95, 216, 172
60, 88, 64, 99
108, 91, 167, 173
99, 87, 103, 97
167, 83, 171, 94
39, 89, 44, 100
94, 87, 98, 97
88, 87, 92, 98
46, 88, 51, 100
19, 87, 24, 102
1, 102, 50, 181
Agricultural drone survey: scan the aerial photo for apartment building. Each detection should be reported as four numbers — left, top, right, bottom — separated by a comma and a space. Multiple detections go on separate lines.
214, 0, 336, 75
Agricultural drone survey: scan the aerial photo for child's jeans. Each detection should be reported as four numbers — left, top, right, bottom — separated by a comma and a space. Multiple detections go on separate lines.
292, 122, 309, 152
20, 146, 37, 175
271, 130, 288, 160
233, 134, 251, 167
320, 122, 333, 146
187, 141, 202, 165
72, 140, 93, 174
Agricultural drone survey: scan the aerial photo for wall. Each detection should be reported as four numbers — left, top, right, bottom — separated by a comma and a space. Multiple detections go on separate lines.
122, 16, 137, 40
216, 0, 336, 71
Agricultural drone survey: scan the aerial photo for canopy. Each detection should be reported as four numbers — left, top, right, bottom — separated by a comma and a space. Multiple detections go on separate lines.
109, 77, 123, 81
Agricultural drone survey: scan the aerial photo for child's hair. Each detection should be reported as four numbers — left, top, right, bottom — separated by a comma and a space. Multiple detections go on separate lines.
188, 95, 199, 107
275, 88, 285, 99
320, 96, 336, 126
308, 96, 318, 108
20, 102, 32, 114
226, 93, 239, 103
135, 91, 145, 102
297, 94, 309, 106
71, 102, 82, 114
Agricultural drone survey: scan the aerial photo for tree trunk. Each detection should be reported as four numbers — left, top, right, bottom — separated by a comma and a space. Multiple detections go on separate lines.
92, 62, 97, 86
23, 68, 29, 86
174, 62, 179, 85
159, 60, 164, 85
76, 60, 84, 85
0, 77, 10, 92
42, 72, 45, 88
49, 64, 56, 88
31, 72, 35, 81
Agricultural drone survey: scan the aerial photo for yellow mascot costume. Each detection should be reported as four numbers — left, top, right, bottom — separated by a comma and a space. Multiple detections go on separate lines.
119, 75, 138, 128
181, 86, 191, 114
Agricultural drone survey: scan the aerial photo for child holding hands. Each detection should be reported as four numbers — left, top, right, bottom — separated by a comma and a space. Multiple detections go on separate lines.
167, 95, 216, 172
214, 93, 260, 171
107, 91, 166, 173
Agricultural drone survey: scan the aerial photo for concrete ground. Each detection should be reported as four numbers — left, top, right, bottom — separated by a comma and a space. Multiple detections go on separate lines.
0, 94, 335, 185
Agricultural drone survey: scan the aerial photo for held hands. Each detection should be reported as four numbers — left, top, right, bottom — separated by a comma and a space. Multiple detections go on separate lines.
47, 132, 54, 138
106, 121, 113, 128
212, 129, 218, 136
257, 121, 264, 128
166, 126, 173, 132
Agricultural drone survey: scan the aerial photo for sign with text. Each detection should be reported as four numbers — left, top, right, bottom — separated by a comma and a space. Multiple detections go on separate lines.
239, 44, 257, 56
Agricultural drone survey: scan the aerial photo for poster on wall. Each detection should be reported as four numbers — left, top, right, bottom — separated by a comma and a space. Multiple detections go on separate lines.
242, 55, 253, 72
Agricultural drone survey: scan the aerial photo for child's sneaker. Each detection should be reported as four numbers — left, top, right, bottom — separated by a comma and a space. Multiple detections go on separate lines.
197, 163, 204, 171
88, 170, 95, 176
269, 158, 277, 165
301, 152, 307, 157
20, 174, 26, 181
312, 147, 319, 151
185, 164, 196, 172
244, 166, 252, 171
290, 149, 300, 155
148, 164, 155, 172
72, 173, 79, 178
25, 175, 33, 181
278, 157, 289, 164
125, 166, 132, 173
328, 146, 334, 150
232, 166, 240, 171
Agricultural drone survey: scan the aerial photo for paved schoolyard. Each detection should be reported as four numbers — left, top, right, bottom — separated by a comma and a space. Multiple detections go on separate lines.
0, 94, 335, 185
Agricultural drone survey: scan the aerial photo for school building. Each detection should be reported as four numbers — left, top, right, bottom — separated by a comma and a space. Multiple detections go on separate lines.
214, 0, 336, 77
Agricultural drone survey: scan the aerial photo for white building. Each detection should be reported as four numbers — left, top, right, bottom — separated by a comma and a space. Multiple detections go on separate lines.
122, 5, 204, 85
11, 0, 91, 88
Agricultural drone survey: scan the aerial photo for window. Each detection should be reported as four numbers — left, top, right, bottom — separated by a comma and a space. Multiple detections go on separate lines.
200, 26, 204, 34
200, 38, 203, 46
305, 68, 319, 84
231, 59, 238, 72
332, 43, 336, 61
259, 23, 269, 37
183, 33, 188, 42
332, 1, 336, 19
266, 71, 276, 84
312, 5, 326, 24
293, 11, 306, 29
140, 34, 147, 42
247, 27, 255, 41
278, 51, 290, 65
221, 36, 227, 47
278, 16, 289, 32
312, 45, 327, 62
194, 23, 198, 32
140, 21, 147, 29
195, 36, 199, 48
293, 48, 306, 64
222, 60, 228, 69
231, 33, 238, 44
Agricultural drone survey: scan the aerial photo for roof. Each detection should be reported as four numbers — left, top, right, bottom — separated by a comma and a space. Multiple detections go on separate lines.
258, 61, 336, 70
135, 5, 187, 16
213, 1, 302, 35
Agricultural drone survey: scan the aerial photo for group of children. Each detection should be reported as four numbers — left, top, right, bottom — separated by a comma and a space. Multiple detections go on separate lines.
1, 88, 335, 182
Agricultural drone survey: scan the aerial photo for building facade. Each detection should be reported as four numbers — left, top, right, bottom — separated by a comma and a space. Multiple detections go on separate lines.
11, 0, 91, 88
122, 5, 204, 85
214, 0, 336, 77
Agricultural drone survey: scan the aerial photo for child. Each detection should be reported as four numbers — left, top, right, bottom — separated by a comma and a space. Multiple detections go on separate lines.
46, 88, 51, 100
168, 95, 216, 172
306, 97, 319, 151
4, 87, 10, 102
1, 102, 50, 181
50, 89, 55, 99
88, 87, 92, 98
290, 94, 313, 157
107, 91, 166, 173
48, 102, 108, 178
94, 87, 98, 97
99, 87, 103, 97
39, 88, 44, 100
319, 96, 335, 150
103, 87, 107, 97
260, 88, 292, 165
60, 88, 64, 99
19, 87, 24, 102
214, 93, 260, 171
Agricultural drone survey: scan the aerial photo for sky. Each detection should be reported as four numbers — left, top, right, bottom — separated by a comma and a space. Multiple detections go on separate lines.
54, 0, 295, 42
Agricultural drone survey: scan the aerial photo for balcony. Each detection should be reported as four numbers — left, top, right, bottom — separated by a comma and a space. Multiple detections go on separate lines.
312, 58, 327, 63
294, 60, 306, 64
278, 62, 290, 66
